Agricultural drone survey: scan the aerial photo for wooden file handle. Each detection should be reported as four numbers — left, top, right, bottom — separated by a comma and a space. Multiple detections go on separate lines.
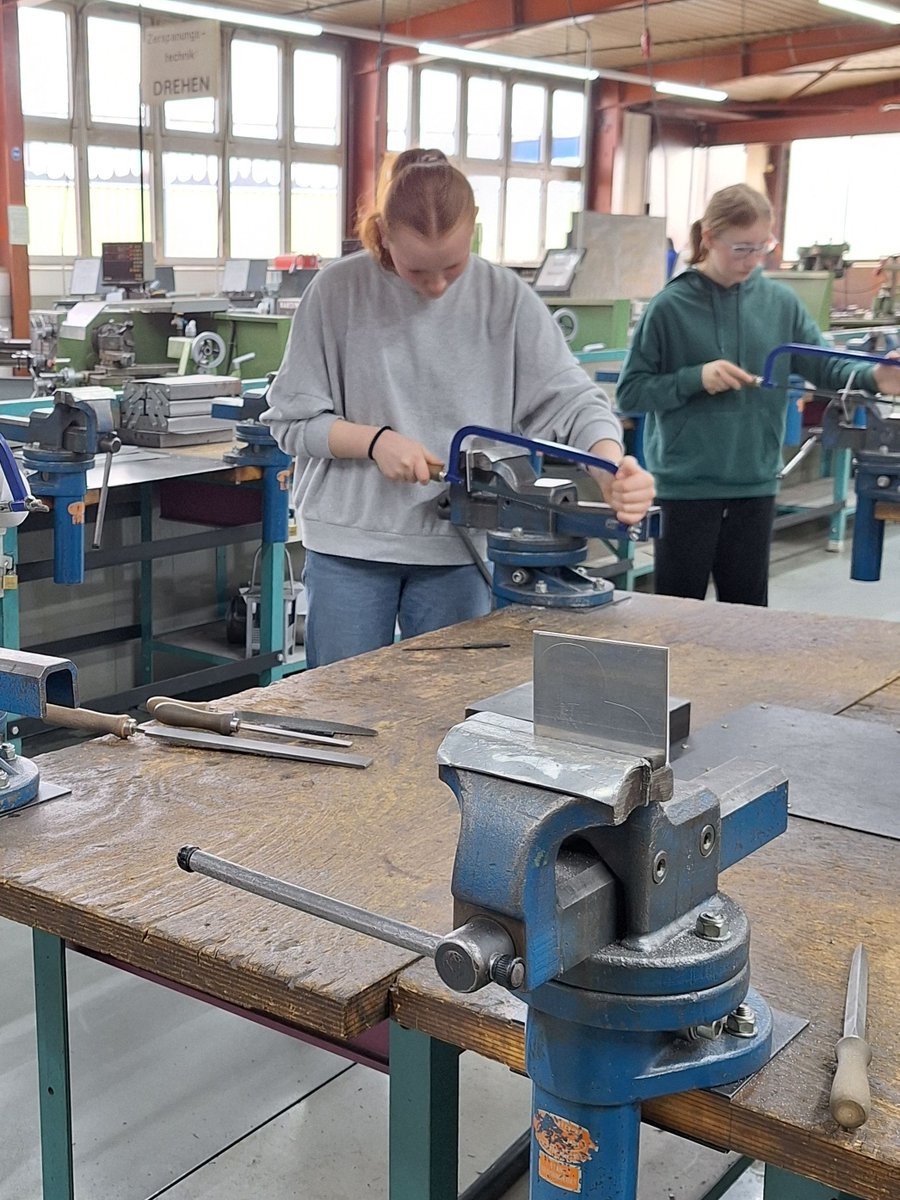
151, 703, 236, 736
830, 1035, 872, 1130
44, 704, 137, 740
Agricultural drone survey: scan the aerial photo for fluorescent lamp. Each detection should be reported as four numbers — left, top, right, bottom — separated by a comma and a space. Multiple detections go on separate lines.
654, 80, 729, 102
818, 0, 900, 23
115, 0, 323, 37
418, 40, 599, 82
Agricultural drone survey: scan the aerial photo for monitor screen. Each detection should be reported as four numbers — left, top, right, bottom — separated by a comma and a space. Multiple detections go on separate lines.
69, 258, 103, 296
101, 242, 154, 287
533, 248, 585, 295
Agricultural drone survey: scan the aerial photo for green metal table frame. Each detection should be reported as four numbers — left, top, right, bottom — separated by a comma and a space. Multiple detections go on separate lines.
27, 932, 864, 1200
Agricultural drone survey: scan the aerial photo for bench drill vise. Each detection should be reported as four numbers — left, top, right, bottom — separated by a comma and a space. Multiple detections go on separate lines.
437, 426, 661, 608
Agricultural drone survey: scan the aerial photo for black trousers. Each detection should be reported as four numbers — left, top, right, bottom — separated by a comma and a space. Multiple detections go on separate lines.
654, 496, 777, 607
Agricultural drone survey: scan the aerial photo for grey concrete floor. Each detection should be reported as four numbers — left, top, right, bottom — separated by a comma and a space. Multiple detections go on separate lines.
2, 516, 895, 1200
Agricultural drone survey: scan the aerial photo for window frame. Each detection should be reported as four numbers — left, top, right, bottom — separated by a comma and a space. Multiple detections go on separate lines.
21, 3, 347, 267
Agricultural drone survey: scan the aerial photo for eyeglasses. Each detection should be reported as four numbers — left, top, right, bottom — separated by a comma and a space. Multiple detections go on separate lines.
719, 237, 778, 260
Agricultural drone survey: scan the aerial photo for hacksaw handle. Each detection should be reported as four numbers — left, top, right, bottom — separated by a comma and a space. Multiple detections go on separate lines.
44, 703, 137, 740
151, 703, 236, 736
830, 1035, 872, 1129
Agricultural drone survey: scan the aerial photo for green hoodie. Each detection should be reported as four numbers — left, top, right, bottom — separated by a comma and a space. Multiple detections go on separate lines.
616, 268, 877, 500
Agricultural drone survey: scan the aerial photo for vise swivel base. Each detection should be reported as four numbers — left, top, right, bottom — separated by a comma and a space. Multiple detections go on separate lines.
178, 633, 788, 1200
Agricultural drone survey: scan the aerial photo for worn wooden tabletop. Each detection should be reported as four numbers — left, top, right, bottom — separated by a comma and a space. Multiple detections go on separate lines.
0, 595, 898, 1194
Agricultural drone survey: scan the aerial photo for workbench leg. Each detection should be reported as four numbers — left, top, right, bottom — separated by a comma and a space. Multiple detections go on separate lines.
388, 1023, 460, 1200
828, 447, 853, 551
32, 929, 75, 1200
763, 1165, 861, 1200
258, 540, 286, 686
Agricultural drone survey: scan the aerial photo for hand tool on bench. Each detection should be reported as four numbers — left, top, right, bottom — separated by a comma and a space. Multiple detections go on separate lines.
141, 722, 372, 768
401, 641, 511, 652
830, 943, 872, 1130
44, 704, 137, 740
146, 698, 352, 747
146, 696, 377, 739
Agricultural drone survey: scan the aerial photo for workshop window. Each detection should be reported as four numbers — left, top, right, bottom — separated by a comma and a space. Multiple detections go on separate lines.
510, 83, 545, 163
229, 157, 282, 257
504, 177, 542, 262
784, 134, 900, 264
17, 6, 70, 120
164, 96, 217, 135
546, 179, 583, 250
466, 77, 504, 160
419, 68, 459, 156
231, 40, 280, 140
469, 174, 502, 262
87, 16, 142, 127
293, 49, 341, 145
87, 146, 152, 256
387, 64, 411, 152
24, 142, 78, 257
163, 152, 220, 259
290, 163, 340, 259
550, 90, 584, 167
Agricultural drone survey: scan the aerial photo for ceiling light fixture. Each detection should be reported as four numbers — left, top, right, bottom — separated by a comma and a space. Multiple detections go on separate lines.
115, 0, 323, 37
417, 40, 599, 81
654, 80, 729, 102
818, 0, 900, 24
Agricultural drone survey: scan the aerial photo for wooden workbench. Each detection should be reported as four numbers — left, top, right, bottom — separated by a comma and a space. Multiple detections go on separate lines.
1, 595, 898, 1198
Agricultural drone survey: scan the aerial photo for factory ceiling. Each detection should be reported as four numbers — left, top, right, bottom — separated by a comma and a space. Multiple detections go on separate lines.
227, 0, 900, 140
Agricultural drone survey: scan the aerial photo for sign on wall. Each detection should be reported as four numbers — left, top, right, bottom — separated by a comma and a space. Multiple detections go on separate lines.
142, 20, 220, 104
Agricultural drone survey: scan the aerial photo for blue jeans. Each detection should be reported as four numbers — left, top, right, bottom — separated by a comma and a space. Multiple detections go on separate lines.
302, 550, 492, 668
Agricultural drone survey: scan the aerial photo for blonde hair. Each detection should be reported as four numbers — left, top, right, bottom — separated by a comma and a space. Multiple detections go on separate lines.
687, 184, 773, 265
358, 148, 476, 270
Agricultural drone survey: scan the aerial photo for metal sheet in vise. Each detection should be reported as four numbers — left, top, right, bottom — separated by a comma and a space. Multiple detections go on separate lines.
532, 632, 669, 767
673, 704, 899, 841
466, 682, 691, 753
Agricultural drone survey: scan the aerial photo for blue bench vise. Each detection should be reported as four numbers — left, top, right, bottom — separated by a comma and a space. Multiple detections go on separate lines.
435, 633, 788, 1199
760, 343, 899, 582
177, 632, 787, 1200
437, 426, 661, 608
0, 387, 121, 583
0, 649, 77, 812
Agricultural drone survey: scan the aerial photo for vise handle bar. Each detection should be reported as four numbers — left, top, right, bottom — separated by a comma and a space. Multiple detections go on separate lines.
758, 343, 897, 390
442, 425, 619, 485
177, 845, 524, 993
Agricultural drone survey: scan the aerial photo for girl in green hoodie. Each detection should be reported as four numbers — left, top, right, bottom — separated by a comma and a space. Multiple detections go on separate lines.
617, 183, 900, 606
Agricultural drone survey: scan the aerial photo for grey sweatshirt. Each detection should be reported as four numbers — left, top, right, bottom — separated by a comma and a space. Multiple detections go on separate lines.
263, 251, 622, 565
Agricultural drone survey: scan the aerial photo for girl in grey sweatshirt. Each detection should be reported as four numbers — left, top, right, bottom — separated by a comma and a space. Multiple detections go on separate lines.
263, 148, 654, 665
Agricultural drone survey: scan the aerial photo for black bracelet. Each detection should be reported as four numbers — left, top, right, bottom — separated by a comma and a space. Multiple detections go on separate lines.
367, 424, 393, 460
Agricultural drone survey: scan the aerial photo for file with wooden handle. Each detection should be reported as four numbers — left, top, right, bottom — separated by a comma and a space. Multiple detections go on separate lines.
149, 701, 352, 747
830, 943, 872, 1130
